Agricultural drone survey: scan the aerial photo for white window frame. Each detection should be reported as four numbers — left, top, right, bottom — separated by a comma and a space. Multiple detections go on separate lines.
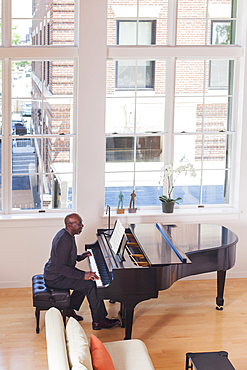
106, 0, 243, 210
0, 0, 79, 214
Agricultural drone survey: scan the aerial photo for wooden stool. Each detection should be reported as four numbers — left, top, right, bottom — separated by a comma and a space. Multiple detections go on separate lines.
32, 274, 70, 333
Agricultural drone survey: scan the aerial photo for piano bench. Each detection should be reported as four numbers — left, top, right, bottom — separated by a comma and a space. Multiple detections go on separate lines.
32, 274, 70, 334
186, 351, 236, 370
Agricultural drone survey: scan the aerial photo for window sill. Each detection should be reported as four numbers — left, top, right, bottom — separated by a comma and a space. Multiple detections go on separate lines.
0, 212, 68, 228
102, 207, 240, 227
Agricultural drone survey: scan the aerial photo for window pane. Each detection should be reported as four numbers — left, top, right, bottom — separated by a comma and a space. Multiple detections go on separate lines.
44, 61, 74, 96
174, 135, 201, 170
12, 175, 40, 210
174, 97, 203, 132
206, 60, 234, 95
202, 169, 230, 204
136, 99, 165, 133
173, 170, 201, 205
43, 173, 73, 209
44, 98, 74, 135
135, 136, 164, 163
116, 61, 136, 89
12, 137, 36, 174
12, 61, 32, 98
11, 112, 27, 136
203, 98, 230, 132
202, 134, 231, 169
12, 0, 75, 46
177, 0, 236, 45
208, 0, 234, 19
12, 60, 74, 135
106, 137, 134, 163
210, 21, 232, 45
12, 0, 34, 18
105, 172, 138, 208
12, 20, 33, 45
44, 137, 73, 169
176, 60, 205, 94
135, 171, 162, 206
115, 60, 154, 90
11, 136, 39, 210
105, 97, 135, 134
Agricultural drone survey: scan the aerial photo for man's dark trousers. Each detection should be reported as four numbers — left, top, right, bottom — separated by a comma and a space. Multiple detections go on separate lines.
45, 276, 107, 323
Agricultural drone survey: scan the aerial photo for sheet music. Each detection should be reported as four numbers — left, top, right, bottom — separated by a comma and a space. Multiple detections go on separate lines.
109, 219, 125, 254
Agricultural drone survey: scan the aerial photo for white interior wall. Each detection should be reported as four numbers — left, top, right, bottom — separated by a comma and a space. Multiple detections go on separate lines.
1, 0, 247, 289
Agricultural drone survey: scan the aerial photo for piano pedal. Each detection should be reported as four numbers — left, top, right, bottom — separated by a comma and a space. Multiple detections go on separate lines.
109, 300, 116, 304
216, 305, 223, 311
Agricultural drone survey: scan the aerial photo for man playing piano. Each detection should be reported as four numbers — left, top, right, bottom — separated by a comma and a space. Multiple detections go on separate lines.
44, 213, 120, 330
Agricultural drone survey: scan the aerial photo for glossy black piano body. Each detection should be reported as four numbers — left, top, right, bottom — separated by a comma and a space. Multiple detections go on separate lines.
85, 223, 238, 340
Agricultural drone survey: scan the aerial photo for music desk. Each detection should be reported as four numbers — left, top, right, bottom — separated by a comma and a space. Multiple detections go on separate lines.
186, 351, 235, 370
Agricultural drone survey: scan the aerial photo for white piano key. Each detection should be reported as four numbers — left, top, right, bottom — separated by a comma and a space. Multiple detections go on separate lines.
87, 249, 103, 287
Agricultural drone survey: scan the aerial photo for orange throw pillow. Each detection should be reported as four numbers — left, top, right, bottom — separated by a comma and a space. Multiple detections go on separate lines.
90, 334, 115, 370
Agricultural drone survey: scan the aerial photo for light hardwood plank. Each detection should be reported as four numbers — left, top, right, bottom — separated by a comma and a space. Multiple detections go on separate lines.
0, 278, 246, 369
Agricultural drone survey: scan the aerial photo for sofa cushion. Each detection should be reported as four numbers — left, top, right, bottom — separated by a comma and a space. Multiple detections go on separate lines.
45, 307, 70, 370
66, 317, 93, 370
90, 334, 115, 370
104, 339, 155, 370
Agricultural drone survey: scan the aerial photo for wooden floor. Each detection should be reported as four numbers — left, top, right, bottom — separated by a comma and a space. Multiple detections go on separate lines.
0, 278, 247, 369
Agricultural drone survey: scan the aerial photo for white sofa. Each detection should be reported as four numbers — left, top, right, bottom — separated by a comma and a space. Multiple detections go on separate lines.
45, 307, 155, 370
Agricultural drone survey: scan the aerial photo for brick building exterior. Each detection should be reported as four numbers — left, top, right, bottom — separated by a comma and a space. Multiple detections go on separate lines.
106, 0, 233, 165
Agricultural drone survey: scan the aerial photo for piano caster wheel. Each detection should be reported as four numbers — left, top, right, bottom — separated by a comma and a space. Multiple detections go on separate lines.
216, 305, 223, 311
109, 300, 116, 304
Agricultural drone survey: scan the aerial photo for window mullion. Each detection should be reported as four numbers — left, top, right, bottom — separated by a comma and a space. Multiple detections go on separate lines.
167, 0, 178, 46
2, 59, 11, 213
2, 0, 12, 47
165, 57, 176, 166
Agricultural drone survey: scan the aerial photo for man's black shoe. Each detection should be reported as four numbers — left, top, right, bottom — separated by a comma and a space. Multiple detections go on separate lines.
66, 309, 83, 321
92, 317, 120, 330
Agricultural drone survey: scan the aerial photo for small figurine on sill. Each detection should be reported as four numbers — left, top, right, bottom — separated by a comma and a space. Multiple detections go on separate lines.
129, 189, 137, 213
117, 191, 125, 214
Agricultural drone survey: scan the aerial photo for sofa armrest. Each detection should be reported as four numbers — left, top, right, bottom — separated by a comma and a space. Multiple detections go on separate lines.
45, 307, 70, 370
104, 339, 155, 370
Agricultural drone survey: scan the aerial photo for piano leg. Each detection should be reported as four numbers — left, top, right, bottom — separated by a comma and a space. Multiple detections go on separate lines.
216, 270, 226, 310
124, 305, 135, 340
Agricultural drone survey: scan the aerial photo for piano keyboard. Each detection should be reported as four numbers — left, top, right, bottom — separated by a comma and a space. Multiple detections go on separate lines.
87, 248, 112, 287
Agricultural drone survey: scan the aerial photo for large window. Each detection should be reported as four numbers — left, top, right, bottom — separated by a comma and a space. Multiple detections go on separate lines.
0, 0, 77, 213
105, 0, 237, 209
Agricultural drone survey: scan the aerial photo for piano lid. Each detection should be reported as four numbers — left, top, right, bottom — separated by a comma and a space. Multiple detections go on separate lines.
158, 223, 238, 254
129, 223, 238, 265
129, 223, 191, 265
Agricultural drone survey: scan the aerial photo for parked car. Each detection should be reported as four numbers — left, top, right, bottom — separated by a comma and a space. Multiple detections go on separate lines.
22, 102, 32, 116
12, 114, 27, 135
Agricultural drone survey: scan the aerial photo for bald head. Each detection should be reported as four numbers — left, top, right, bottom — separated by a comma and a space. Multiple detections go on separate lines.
64, 213, 84, 236
65, 213, 81, 227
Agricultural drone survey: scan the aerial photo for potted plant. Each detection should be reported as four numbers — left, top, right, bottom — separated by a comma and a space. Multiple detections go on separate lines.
158, 163, 196, 213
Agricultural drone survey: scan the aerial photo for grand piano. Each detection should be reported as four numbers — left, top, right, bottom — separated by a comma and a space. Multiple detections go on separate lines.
85, 222, 238, 340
